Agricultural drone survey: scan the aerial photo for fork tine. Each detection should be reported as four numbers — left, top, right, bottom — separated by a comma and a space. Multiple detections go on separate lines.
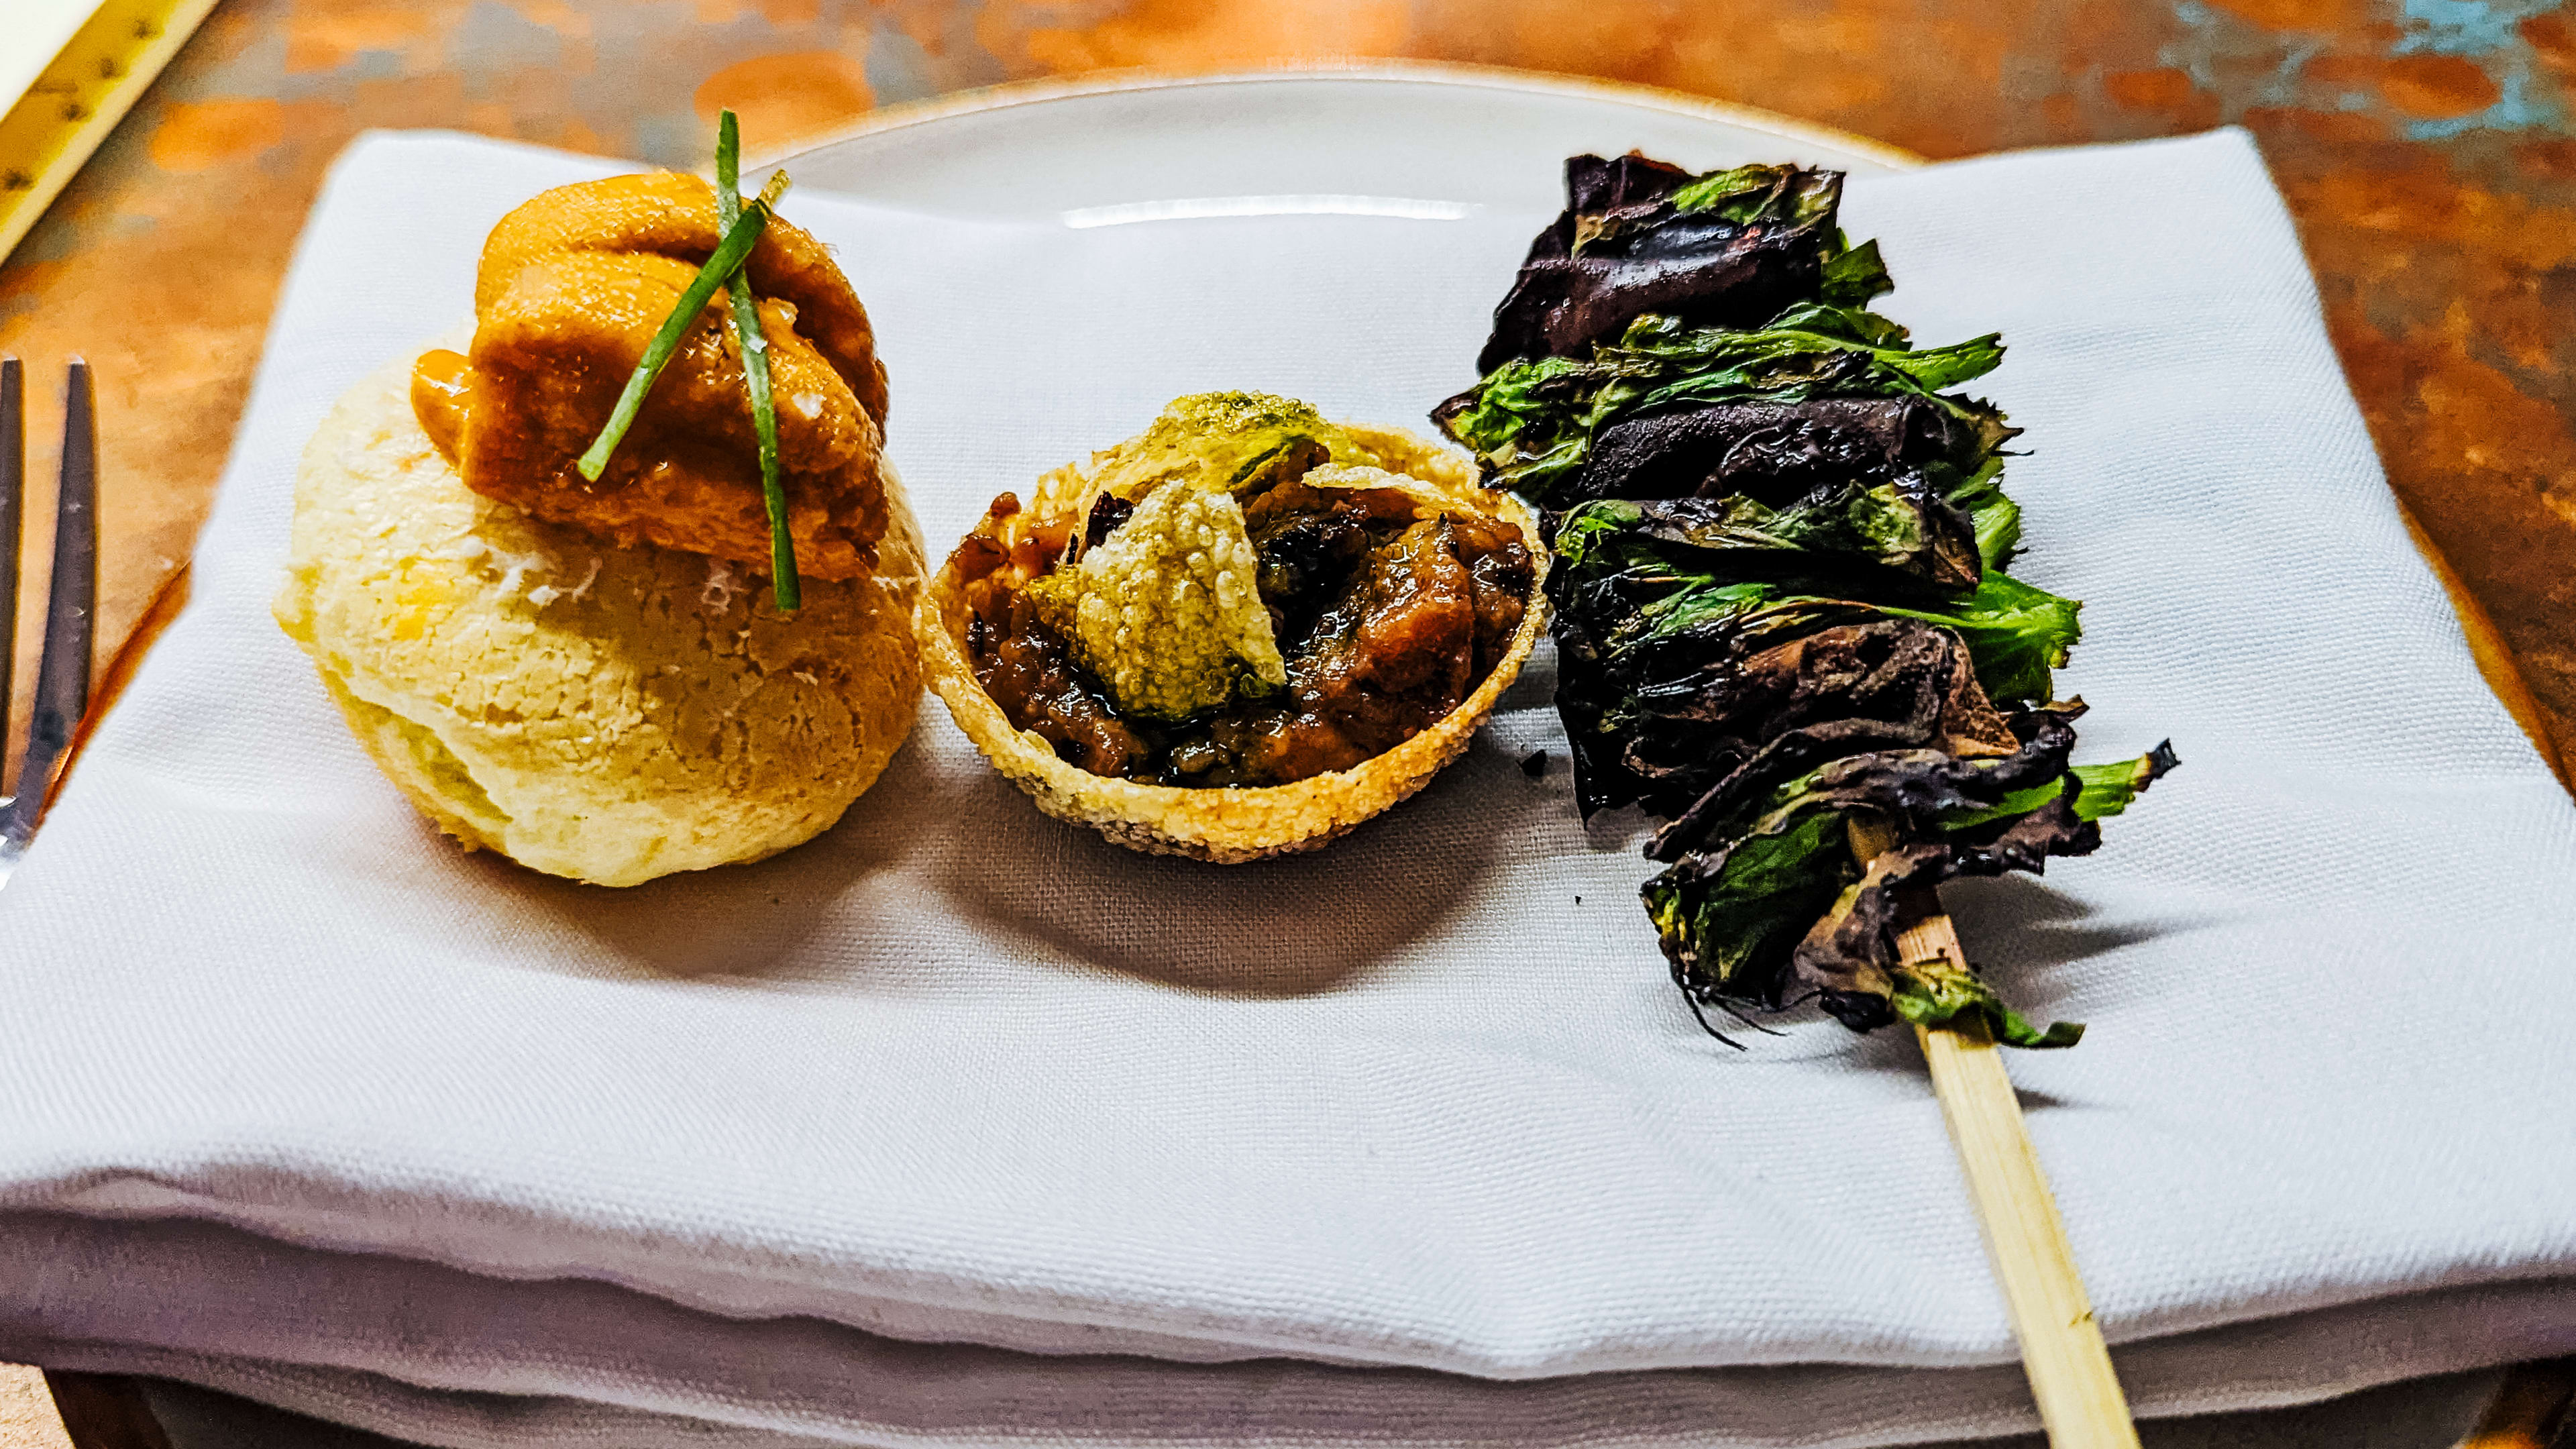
1, 356, 20, 787
0, 359, 95, 860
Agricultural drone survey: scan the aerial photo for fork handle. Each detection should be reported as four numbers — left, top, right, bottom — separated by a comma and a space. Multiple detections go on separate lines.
0, 356, 21, 777
0, 358, 95, 849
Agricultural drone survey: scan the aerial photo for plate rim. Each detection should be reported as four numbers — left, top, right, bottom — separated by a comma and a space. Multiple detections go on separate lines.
748, 59, 1929, 173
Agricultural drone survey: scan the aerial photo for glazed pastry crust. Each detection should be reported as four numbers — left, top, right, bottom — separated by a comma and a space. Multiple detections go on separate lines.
916, 422, 1549, 863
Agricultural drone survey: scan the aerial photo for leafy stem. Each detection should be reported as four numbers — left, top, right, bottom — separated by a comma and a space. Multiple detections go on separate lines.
714, 110, 800, 612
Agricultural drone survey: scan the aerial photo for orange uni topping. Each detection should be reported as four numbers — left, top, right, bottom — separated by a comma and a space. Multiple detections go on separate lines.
413, 172, 892, 580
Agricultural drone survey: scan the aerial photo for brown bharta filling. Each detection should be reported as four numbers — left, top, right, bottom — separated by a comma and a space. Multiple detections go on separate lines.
954, 473, 1534, 788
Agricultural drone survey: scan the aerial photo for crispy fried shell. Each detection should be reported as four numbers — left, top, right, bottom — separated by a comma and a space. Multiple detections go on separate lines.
917, 422, 1549, 863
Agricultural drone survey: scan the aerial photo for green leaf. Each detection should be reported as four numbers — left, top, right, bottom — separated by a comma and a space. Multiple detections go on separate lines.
1438, 307, 2007, 503
1669, 163, 1838, 224
714, 109, 800, 612
1879, 333, 2005, 392
1553, 502, 2080, 709
1644, 802, 1853, 1007
1872, 570, 2082, 705
1743, 300, 1911, 350
1936, 742, 2184, 833
1558, 478, 1978, 589
1888, 955, 2085, 1048
1819, 235, 1892, 308
1945, 458, 2023, 570
1644, 710, 2153, 1046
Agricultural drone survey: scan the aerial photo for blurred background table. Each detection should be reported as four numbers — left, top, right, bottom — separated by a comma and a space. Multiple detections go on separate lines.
4, 0, 2574, 1445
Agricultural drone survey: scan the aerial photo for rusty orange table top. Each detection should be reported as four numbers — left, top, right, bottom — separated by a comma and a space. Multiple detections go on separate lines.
3, 0, 2573, 781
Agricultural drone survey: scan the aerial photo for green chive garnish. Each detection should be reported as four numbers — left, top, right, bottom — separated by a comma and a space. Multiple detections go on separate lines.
572, 172, 780, 487
715, 110, 800, 612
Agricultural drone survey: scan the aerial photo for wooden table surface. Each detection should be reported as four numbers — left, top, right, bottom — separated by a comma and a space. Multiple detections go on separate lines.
5, 0, 2575, 1445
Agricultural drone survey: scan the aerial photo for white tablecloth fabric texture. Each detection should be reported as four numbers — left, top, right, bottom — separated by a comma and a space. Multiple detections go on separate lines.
1, 126, 2569, 1448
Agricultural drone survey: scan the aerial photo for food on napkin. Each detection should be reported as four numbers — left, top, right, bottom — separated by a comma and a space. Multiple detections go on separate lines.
1472, 154, 1850, 375
1438, 156, 2173, 1044
916, 393, 1548, 862
274, 119, 920, 887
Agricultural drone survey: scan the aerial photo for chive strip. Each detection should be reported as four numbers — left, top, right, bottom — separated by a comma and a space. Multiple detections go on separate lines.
715, 111, 800, 611
573, 197, 775, 486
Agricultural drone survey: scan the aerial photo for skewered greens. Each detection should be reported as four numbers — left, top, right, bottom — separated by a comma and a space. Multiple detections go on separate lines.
1438, 152, 2174, 1046
1474, 157, 1847, 373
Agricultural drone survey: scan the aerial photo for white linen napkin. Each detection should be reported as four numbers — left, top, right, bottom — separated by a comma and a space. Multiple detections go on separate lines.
1, 126, 2571, 1448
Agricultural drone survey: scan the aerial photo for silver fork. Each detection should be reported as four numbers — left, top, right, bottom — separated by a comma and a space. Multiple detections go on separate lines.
0, 356, 98, 889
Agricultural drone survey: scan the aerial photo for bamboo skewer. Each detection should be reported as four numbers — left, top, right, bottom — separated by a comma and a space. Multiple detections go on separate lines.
1849, 817, 2141, 1448
1902, 916, 2140, 1448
